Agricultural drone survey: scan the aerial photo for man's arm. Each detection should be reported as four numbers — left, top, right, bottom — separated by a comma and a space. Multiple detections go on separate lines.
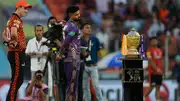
26, 82, 35, 96
148, 58, 158, 71
26, 77, 36, 96
96, 37, 102, 59
26, 41, 46, 57
10, 27, 18, 41
25, 40, 32, 55
54, 32, 75, 49
42, 44, 49, 56
55, 22, 78, 49
39, 89, 47, 101
25, 40, 39, 57
146, 52, 158, 72
162, 57, 165, 74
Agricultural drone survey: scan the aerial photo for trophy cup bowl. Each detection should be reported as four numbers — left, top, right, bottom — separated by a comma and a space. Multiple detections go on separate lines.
126, 32, 140, 58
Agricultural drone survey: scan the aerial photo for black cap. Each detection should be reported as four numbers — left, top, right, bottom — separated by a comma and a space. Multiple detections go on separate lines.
66, 5, 79, 14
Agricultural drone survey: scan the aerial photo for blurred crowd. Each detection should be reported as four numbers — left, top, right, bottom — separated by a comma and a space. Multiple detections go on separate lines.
70, 0, 180, 78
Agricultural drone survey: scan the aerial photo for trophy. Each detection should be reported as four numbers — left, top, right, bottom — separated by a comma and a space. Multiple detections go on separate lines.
126, 28, 141, 58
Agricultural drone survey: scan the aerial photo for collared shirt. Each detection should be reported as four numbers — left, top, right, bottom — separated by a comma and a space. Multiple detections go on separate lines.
25, 37, 49, 71
84, 35, 102, 64
7, 13, 26, 51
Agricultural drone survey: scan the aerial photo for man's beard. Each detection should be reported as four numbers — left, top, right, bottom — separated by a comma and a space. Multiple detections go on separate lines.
73, 18, 81, 22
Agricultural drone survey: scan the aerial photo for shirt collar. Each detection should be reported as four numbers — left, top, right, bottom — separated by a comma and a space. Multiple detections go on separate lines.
12, 13, 22, 22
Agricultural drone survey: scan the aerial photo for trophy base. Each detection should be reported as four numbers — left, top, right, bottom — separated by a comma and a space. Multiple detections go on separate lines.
126, 55, 139, 59
126, 49, 139, 59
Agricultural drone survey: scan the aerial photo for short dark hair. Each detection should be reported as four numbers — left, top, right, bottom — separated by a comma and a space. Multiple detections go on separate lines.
34, 24, 44, 30
35, 70, 43, 76
149, 36, 157, 41
47, 16, 56, 24
80, 22, 91, 29
66, 5, 79, 15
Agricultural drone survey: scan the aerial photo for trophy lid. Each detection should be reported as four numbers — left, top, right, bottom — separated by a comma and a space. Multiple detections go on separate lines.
131, 28, 136, 31
127, 28, 140, 36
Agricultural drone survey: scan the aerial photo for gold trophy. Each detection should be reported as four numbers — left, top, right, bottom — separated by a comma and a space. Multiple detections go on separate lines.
126, 28, 140, 58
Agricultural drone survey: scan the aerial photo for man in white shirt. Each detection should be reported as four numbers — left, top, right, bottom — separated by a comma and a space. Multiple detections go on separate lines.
26, 24, 55, 100
25, 24, 49, 77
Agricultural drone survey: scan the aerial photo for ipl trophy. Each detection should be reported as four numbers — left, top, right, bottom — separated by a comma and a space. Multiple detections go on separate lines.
126, 28, 140, 58
122, 28, 144, 101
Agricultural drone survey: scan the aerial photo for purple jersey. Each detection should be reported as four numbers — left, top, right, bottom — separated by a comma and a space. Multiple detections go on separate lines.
62, 20, 81, 101
63, 20, 81, 60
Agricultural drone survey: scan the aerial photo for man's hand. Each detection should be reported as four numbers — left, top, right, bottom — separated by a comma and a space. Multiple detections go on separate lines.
39, 89, 46, 101
156, 68, 162, 74
54, 39, 62, 48
98, 50, 103, 59
81, 50, 87, 57
42, 52, 48, 56
28, 52, 43, 57
8, 40, 18, 48
56, 55, 63, 61
35, 53, 42, 57
37, 81, 43, 88
32, 75, 36, 84
28, 52, 37, 56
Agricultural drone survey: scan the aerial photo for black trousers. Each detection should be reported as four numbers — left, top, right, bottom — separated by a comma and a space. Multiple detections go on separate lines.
6, 51, 25, 101
58, 60, 66, 101
78, 61, 85, 101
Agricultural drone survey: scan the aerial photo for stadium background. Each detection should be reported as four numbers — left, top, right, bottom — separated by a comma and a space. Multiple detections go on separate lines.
0, 0, 180, 101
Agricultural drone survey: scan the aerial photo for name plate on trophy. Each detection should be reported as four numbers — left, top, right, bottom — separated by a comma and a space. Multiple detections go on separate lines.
123, 68, 143, 83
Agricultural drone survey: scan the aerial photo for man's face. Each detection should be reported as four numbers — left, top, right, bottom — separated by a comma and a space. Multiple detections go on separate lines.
71, 10, 81, 21
18, 6, 28, 17
82, 24, 91, 35
35, 26, 44, 40
150, 39, 158, 47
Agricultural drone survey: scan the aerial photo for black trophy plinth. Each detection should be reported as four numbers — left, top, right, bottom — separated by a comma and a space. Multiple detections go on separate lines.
122, 58, 144, 101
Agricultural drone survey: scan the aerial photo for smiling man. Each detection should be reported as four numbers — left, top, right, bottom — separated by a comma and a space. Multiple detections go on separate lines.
2, 0, 32, 101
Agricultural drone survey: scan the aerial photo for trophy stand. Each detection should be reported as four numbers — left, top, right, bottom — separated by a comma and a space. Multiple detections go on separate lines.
122, 55, 144, 101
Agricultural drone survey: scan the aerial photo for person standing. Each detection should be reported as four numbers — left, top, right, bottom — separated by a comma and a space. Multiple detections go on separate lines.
78, 33, 89, 101
2, 0, 32, 101
25, 24, 49, 78
55, 5, 81, 101
144, 37, 164, 101
81, 23, 103, 101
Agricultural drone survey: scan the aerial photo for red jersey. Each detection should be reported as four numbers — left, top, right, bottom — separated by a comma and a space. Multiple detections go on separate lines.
146, 47, 163, 75
6, 13, 26, 51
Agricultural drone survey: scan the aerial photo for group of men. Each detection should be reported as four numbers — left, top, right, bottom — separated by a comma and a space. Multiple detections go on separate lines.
2, 0, 165, 101
2, 0, 104, 101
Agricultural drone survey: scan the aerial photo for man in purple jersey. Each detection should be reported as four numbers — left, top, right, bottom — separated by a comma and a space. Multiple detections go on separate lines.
55, 5, 81, 101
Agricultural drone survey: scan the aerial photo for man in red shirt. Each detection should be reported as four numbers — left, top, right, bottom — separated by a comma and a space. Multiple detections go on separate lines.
2, 0, 32, 101
144, 37, 164, 101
